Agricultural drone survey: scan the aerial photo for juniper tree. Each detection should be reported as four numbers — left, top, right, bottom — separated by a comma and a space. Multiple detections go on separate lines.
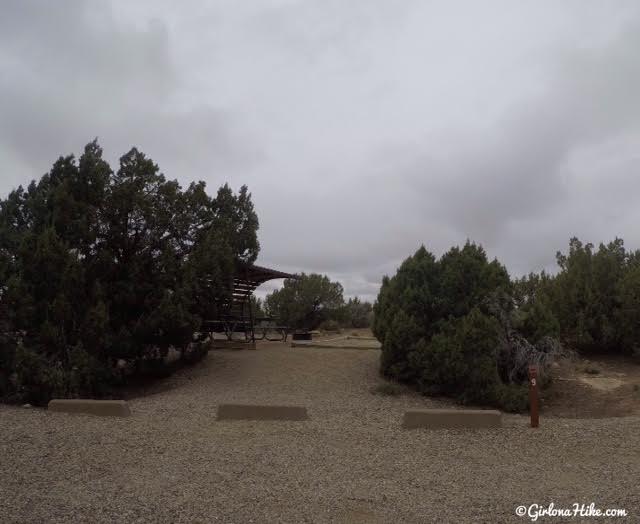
373, 241, 550, 412
0, 140, 259, 403
264, 273, 344, 330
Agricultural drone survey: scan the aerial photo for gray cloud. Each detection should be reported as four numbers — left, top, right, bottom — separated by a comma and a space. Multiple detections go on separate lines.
2, 1, 640, 301
0, 1, 258, 186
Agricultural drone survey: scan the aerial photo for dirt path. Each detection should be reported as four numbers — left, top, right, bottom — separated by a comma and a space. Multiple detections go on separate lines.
1, 343, 639, 523
543, 355, 640, 418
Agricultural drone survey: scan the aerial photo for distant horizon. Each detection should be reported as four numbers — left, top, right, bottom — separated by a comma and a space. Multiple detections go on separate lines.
3, 146, 638, 303
2, 1, 640, 302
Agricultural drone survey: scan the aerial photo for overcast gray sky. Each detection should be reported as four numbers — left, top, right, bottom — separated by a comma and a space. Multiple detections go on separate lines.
2, 1, 640, 300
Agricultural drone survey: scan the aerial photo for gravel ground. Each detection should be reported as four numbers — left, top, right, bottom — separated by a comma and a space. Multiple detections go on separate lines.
1, 342, 638, 523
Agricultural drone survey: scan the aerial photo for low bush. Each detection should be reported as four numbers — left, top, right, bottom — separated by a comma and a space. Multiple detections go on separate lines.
319, 319, 341, 332
181, 342, 209, 366
8, 343, 119, 406
374, 242, 560, 412
410, 308, 528, 412
14, 345, 66, 405
493, 384, 529, 413
340, 297, 373, 328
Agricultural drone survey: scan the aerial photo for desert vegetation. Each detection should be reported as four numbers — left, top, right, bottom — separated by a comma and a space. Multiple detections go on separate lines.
2, 142, 639, 417
374, 239, 640, 412
264, 273, 373, 331
0, 140, 259, 405
514, 237, 640, 357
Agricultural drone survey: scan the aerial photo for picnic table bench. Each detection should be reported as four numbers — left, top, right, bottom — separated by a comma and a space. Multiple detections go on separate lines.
201, 317, 294, 342
254, 317, 292, 342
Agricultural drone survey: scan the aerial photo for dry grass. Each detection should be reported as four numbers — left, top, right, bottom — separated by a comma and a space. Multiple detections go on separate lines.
1, 342, 639, 522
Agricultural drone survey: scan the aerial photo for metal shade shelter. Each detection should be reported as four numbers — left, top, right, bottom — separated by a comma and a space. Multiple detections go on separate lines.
202, 262, 297, 342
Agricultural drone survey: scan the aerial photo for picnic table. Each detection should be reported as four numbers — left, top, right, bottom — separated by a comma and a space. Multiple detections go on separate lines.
201, 317, 294, 342
253, 317, 291, 342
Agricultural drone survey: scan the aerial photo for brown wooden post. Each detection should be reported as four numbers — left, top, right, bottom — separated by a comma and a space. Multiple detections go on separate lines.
251, 299, 256, 342
248, 295, 256, 348
529, 365, 539, 428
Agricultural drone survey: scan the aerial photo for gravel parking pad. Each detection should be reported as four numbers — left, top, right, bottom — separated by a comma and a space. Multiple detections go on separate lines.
1, 343, 638, 523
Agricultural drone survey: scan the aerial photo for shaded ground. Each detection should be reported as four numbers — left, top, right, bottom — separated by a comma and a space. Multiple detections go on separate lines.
1, 341, 639, 523
293, 335, 381, 350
